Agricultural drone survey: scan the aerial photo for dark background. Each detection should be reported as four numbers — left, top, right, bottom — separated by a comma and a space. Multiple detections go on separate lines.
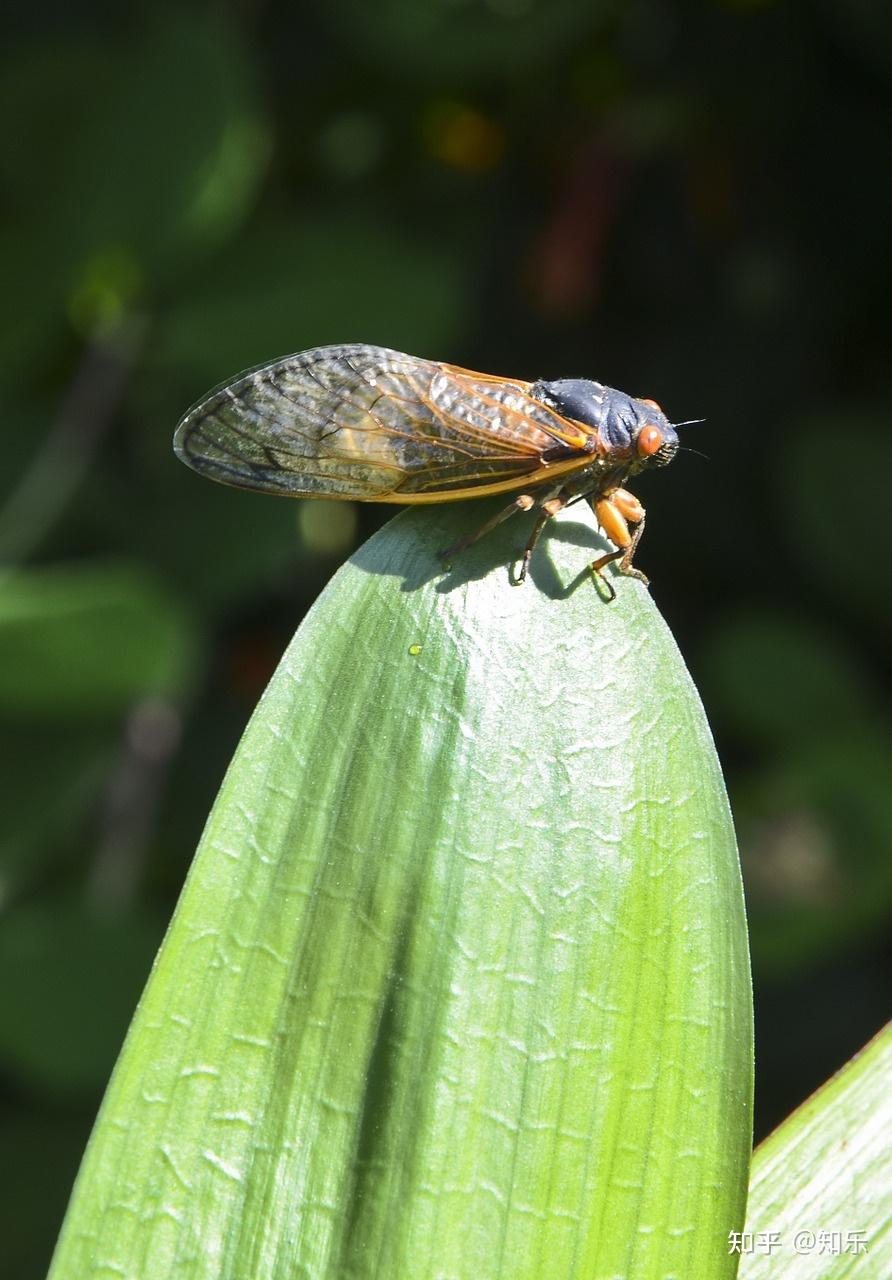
2, 2, 890, 1273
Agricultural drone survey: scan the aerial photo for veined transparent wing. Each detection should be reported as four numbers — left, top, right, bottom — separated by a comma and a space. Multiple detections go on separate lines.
173, 344, 595, 504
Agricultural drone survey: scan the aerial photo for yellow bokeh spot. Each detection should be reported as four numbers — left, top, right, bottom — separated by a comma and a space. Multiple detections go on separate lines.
425, 102, 504, 174
297, 501, 359, 557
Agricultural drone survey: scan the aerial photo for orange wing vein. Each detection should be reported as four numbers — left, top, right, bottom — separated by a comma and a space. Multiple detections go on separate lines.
173, 344, 595, 504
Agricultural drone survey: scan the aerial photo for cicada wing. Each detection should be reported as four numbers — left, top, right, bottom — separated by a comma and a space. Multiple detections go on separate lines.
173, 344, 593, 503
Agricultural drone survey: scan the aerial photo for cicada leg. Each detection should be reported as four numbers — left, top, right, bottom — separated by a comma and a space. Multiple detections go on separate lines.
439, 489, 568, 584
590, 500, 648, 602
512, 493, 568, 585
439, 492, 536, 565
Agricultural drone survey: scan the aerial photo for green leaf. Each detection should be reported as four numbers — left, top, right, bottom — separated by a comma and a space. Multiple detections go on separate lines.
0, 564, 197, 717
50, 503, 752, 1279
741, 1023, 892, 1278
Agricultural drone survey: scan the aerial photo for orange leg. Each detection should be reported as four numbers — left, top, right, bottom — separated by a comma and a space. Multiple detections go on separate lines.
590, 496, 648, 602
610, 487, 645, 523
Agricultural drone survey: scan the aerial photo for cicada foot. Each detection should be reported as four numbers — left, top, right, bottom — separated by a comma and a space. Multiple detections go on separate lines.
510, 494, 568, 585
439, 491, 574, 584
590, 509, 648, 602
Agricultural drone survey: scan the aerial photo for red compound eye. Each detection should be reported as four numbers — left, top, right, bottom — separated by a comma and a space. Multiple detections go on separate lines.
637, 424, 663, 457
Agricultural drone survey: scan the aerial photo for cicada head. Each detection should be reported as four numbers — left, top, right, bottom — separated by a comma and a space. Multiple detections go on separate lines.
531, 377, 678, 470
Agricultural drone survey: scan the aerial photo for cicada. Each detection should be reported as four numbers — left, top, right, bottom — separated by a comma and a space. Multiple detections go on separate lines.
173, 343, 679, 598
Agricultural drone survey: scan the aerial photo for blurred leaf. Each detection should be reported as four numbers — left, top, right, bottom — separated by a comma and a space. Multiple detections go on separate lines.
0, 40, 105, 216
0, 13, 269, 361
316, 110, 386, 180
0, 895, 162, 1097
0, 322, 146, 565
98, 466, 305, 608
699, 611, 873, 746
0, 564, 197, 716
0, 227, 77, 394
781, 412, 889, 622
741, 1023, 892, 1278
740, 728, 892, 974
148, 214, 469, 391
64, 13, 269, 281
50, 504, 751, 1279
0, 397, 57, 506
319, 0, 609, 83
0, 726, 113, 899
699, 609, 892, 975
2, 1104, 94, 1280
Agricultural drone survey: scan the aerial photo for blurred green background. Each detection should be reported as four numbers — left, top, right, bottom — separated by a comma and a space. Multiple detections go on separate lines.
2, 2, 890, 1273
